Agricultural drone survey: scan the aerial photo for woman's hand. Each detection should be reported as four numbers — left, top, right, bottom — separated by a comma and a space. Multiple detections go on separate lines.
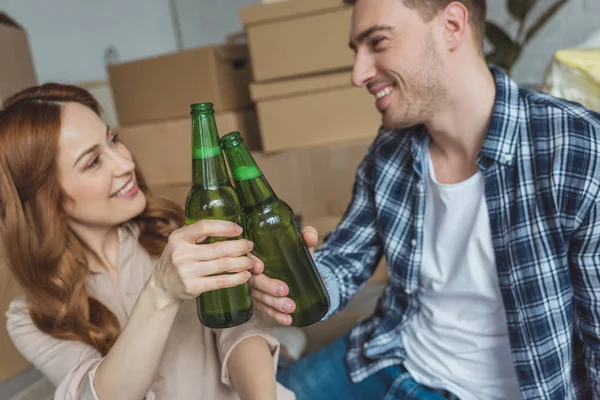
149, 219, 256, 306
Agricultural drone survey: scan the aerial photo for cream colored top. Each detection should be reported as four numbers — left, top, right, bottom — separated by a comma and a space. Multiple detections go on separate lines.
6, 223, 294, 400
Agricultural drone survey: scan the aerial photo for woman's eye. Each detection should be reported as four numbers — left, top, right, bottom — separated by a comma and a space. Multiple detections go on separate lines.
87, 156, 100, 169
110, 133, 119, 144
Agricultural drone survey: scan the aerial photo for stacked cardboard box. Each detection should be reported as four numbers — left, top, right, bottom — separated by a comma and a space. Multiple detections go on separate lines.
0, 12, 37, 383
240, 0, 381, 153
0, 13, 37, 106
107, 44, 262, 196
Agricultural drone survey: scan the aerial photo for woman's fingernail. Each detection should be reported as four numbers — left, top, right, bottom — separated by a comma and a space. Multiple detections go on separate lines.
247, 241, 254, 250
275, 284, 285, 296
235, 225, 243, 233
243, 272, 251, 280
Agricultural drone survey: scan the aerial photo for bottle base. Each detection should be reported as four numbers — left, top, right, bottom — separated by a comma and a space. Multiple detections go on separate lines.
290, 301, 328, 328
199, 308, 253, 329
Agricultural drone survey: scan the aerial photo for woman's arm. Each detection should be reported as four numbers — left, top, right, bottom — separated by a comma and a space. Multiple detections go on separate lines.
93, 282, 181, 399
227, 336, 277, 400
94, 220, 255, 400
7, 220, 256, 400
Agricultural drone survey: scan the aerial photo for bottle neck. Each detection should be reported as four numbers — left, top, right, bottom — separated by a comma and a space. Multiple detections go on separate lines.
191, 111, 229, 188
223, 145, 276, 209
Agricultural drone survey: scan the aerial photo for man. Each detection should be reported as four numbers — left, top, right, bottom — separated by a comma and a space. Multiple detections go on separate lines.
250, 0, 600, 398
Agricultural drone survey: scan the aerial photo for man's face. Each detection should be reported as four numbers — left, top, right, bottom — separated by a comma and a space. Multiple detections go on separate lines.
349, 0, 447, 130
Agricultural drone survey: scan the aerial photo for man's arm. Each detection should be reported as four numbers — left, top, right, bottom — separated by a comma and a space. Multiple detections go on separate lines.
312, 143, 383, 318
569, 198, 600, 394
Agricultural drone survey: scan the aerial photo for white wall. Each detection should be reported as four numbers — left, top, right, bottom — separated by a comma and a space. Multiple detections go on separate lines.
177, 0, 261, 49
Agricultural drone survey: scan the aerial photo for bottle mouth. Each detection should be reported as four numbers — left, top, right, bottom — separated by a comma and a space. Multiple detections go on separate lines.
220, 131, 244, 149
190, 102, 214, 114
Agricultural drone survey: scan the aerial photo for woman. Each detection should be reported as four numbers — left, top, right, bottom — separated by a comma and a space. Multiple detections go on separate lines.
1, 83, 294, 400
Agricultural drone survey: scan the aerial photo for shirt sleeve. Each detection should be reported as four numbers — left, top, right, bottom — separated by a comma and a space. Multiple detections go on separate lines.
5, 297, 157, 400
313, 137, 383, 319
569, 198, 600, 395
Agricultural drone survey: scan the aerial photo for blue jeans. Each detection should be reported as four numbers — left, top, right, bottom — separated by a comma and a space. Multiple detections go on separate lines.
277, 333, 459, 400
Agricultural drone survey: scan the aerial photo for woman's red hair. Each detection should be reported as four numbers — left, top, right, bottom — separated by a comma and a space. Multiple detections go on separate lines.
0, 83, 183, 355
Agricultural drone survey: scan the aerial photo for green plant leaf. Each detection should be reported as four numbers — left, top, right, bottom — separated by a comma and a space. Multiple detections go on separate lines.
508, 0, 537, 21
524, 0, 569, 42
485, 21, 515, 49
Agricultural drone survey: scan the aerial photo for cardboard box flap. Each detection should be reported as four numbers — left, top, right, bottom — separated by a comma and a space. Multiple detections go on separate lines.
250, 70, 352, 101
240, 0, 348, 26
0, 12, 22, 29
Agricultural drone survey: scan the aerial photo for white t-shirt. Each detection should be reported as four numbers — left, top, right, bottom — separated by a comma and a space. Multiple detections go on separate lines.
401, 150, 523, 400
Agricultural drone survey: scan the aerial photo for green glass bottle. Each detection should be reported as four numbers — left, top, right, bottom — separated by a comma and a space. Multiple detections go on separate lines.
184, 104, 253, 329
221, 131, 330, 327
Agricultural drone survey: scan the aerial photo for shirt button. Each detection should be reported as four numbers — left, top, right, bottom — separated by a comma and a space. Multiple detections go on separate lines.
504, 154, 513, 162
411, 239, 417, 247
363, 342, 369, 349
405, 288, 412, 295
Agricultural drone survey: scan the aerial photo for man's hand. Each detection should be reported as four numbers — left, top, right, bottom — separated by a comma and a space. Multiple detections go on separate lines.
249, 227, 319, 326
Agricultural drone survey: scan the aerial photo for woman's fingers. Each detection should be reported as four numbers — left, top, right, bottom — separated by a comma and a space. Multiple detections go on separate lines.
187, 271, 252, 295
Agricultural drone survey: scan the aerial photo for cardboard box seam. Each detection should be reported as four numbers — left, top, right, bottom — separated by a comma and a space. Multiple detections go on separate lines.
252, 82, 352, 103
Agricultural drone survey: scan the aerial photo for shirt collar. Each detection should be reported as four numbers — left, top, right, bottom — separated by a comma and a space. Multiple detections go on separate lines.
86, 222, 139, 275
478, 66, 525, 166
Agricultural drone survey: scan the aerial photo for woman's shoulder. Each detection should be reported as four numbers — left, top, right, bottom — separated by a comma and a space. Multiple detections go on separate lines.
6, 296, 29, 319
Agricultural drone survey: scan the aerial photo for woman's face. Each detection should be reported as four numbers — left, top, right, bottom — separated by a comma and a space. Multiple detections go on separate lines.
57, 102, 147, 230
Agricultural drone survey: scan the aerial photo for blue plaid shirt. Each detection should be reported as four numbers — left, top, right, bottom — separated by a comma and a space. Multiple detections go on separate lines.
314, 67, 600, 399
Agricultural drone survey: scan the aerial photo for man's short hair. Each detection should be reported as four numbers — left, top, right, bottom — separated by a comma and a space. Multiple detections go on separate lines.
344, 0, 487, 48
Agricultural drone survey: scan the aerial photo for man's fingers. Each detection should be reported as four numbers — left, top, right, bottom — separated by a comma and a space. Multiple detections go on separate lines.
302, 226, 319, 254
249, 274, 289, 297
251, 289, 296, 314
248, 254, 264, 274
255, 302, 293, 326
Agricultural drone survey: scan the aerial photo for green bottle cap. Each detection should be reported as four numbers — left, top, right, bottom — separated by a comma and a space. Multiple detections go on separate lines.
193, 146, 222, 159
232, 165, 262, 181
